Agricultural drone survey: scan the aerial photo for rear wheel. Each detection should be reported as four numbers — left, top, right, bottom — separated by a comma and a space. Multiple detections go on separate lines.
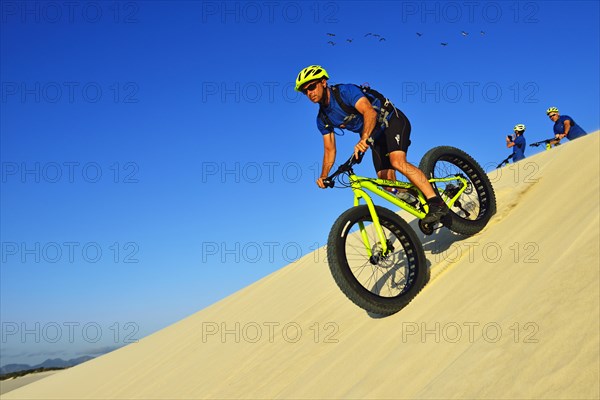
327, 205, 428, 316
419, 146, 496, 236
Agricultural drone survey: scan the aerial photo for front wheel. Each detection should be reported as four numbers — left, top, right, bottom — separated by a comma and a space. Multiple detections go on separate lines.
327, 205, 428, 316
419, 146, 496, 236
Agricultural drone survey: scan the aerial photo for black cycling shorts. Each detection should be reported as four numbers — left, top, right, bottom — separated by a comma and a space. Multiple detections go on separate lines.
370, 108, 412, 172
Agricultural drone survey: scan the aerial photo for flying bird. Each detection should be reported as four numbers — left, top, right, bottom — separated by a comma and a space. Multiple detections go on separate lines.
326, 33, 336, 36
416, 32, 423, 37
364, 33, 372, 37
372, 33, 381, 37
440, 42, 448, 46
480, 30, 486, 35
461, 31, 469, 36
327, 41, 336, 46
379, 37, 386, 42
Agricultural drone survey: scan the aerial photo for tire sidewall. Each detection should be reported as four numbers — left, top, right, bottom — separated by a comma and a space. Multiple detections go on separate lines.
419, 146, 497, 235
327, 205, 428, 315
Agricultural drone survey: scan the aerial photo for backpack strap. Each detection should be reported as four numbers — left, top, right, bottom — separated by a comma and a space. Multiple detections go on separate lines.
331, 85, 358, 115
332, 84, 393, 113
319, 84, 396, 132
358, 85, 392, 111
319, 84, 361, 132
318, 107, 335, 132
318, 84, 352, 132
358, 84, 396, 129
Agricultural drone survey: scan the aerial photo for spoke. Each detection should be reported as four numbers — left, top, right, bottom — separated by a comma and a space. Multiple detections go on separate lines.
344, 218, 411, 298
434, 160, 483, 221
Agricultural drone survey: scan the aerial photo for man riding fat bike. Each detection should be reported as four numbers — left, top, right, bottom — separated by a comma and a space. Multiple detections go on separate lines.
295, 64, 448, 224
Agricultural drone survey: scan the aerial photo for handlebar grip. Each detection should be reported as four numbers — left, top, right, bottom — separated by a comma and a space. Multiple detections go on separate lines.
322, 179, 335, 188
355, 151, 365, 164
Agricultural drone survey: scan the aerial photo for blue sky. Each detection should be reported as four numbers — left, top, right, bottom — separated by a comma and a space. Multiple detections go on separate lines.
1, 0, 599, 366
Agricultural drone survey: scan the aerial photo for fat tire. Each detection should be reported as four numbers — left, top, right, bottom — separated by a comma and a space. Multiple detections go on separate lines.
327, 205, 428, 316
419, 146, 496, 236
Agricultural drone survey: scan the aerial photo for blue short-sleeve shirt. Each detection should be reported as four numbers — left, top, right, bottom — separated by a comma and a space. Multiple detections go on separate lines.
316, 84, 389, 136
512, 135, 526, 162
553, 115, 587, 140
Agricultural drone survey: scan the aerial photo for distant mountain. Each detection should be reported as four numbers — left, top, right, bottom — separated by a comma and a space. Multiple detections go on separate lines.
1, 356, 94, 375
34, 356, 94, 369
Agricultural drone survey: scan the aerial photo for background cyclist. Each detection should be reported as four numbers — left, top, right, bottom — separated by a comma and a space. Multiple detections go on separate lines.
547, 107, 587, 141
506, 124, 527, 162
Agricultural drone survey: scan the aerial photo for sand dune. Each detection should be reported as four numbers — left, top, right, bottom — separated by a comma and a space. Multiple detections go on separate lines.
3, 133, 599, 399
0, 371, 59, 396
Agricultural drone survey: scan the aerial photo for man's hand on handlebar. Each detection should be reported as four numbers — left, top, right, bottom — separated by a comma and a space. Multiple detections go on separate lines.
316, 177, 327, 189
317, 152, 366, 189
317, 177, 334, 189
354, 138, 370, 160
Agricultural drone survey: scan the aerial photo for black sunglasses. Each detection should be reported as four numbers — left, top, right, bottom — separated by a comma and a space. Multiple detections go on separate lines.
301, 81, 321, 94
548, 113, 557, 118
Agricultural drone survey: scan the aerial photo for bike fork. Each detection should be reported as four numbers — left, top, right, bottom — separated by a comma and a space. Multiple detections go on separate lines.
354, 191, 388, 257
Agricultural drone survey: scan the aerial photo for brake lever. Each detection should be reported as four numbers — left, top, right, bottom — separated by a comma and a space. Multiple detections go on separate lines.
323, 151, 366, 189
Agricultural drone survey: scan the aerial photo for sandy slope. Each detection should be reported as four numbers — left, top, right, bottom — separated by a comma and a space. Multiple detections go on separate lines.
0, 371, 60, 396
3, 133, 599, 400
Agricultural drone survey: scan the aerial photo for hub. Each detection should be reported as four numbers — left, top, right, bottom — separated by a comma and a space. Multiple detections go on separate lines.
368, 240, 395, 265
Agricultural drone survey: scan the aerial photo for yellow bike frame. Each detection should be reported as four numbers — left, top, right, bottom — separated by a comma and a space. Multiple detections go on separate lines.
348, 174, 469, 257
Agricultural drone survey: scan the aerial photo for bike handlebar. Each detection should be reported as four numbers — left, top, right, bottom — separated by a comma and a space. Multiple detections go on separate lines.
322, 152, 366, 188
530, 137, 560, 147
496, 154, 513, 168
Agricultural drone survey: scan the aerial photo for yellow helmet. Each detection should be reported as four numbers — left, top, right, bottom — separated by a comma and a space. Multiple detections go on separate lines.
546, 106, 559, 115
295, 65, 329, 92
514, 124, 526, 132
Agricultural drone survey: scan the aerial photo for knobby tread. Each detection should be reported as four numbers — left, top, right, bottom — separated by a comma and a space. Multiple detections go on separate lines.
419, 146, 497, 236
327, 205, 429, 316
